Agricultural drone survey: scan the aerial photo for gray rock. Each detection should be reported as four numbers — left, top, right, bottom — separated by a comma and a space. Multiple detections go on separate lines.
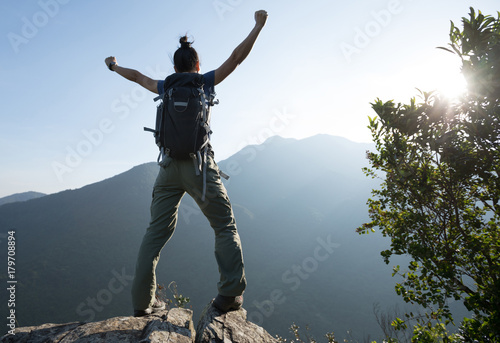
1, 308, 195, 343
195, 302, 278, 343
1, 304, 277, 343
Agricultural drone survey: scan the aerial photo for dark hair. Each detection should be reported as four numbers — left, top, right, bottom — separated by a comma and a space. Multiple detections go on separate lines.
173, 35, 199, 73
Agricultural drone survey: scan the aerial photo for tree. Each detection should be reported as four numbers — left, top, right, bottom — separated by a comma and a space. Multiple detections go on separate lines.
358, 7, 500, 341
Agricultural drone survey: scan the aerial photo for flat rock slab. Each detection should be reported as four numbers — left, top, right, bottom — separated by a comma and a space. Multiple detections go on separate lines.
1, 308, 195, 343
1, 303, 277, 342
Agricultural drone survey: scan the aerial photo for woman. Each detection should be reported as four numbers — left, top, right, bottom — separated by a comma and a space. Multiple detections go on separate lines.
104, 10, 268, 316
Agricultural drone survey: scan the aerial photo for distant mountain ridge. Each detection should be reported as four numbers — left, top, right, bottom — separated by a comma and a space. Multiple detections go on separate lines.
0, 191, 46, 207
1, 135, 466, 341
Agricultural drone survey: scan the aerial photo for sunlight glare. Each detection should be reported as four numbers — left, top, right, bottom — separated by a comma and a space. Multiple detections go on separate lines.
418, 53, 468, 101
433, 68, 468, 100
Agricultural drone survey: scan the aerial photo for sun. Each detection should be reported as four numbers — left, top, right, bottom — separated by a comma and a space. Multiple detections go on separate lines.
419, 52, 468, 101
432, 68, 468, 100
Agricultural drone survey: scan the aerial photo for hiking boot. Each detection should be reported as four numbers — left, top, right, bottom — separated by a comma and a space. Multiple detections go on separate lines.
133, 298, 166, 317
212, 294, 243, 312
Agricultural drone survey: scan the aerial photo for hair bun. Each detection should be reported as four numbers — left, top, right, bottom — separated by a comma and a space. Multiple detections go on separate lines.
179, 35, 192, 49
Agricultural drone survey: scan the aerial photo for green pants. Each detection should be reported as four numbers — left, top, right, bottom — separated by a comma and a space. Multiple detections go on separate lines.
131, 156, 246, 310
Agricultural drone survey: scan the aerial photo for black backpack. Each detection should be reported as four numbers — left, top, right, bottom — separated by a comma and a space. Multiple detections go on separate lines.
145, 73, 218, 164
145, 73, 226, 200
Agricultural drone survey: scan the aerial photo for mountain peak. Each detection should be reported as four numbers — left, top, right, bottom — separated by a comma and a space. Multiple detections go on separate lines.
261, 135, 296, 145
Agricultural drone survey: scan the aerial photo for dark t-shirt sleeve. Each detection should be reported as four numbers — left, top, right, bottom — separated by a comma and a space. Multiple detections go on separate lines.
157, 70, 215, 95
157, 79, 163, 94
202, 70, 215, 94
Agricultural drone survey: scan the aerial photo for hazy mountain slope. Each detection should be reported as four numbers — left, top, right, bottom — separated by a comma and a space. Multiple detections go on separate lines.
0, 163, 159, 326
217, 135, 406, 339
0, 135, 433, 341
0, 191, 46, 206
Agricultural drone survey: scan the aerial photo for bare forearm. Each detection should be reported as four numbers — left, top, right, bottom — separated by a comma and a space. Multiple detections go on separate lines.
105, 57, 140, 82
113, 65, 141, 83
213, 10, 267, 85
104, 56, 158, 93
231, 24, 265, 65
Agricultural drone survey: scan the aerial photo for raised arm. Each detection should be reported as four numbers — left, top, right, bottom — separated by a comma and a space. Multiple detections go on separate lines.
214, 10, 268, 86
104, 56, 159, 94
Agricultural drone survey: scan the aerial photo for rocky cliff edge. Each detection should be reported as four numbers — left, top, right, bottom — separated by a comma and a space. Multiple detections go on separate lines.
1, 303, 278, 343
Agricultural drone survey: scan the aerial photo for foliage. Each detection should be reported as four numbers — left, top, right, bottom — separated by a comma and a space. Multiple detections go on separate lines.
358, 7, 500, 341
157, 281, 191, 309
276, 323, 338, 343
373, 303, 413, 342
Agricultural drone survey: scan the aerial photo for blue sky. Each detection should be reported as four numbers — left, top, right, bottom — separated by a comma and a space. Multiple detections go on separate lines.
1, 0, 498, 197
